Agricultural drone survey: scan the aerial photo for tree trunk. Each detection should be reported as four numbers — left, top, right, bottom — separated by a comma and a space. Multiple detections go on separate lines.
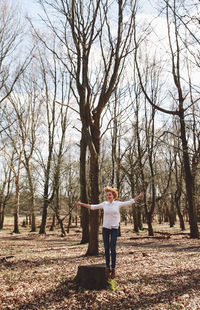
39, 201, 48, 234
67, 212, 72, 233
169, 213, 175, 227
0, 206, 4, 229
86, 123, 100, 256
39, 170, 50, 234
147, 212, 153, 236
0, 200, 4, 229
39, 125, 54, 234
138, 207, 143, 230
164, 205, 169, 222
0, 163, 12, 230
175, 189, 185, 231
81, 207, 89, 243
25, 162, 36, 232
49, 214, 56, 231
59, 218, 66, 237
177, 207, 185, 231
30, 195, 36, 232
80, 127, 89, 243
86, 156, 100, 255
56, 214, 66, 237
13, 176, 20, 234
0, 187, 5, 230
179, 110, 199, 238
169, 198, 175, 227
133, 206, 139, 232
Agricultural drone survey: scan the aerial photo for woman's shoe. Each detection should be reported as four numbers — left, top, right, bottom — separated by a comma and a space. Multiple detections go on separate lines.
111, 268, 116, 279
106, 268, 111, 279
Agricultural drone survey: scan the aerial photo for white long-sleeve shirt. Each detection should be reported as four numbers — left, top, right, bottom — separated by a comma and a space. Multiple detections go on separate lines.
90, 199, 135, 229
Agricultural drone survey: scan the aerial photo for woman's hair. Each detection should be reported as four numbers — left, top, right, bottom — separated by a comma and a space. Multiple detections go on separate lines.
103, 186, 118, 200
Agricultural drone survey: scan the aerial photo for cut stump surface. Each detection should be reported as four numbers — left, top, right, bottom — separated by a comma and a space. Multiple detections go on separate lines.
74, 263, 107, 289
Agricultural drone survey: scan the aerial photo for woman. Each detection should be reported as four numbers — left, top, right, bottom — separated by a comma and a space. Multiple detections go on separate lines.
76, 186, 144, 279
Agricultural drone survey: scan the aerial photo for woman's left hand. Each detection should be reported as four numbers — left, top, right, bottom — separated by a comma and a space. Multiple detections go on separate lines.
134, 192, 145, 201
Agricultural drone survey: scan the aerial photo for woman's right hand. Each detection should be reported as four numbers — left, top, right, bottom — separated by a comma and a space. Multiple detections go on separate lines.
75, 202, 91, 209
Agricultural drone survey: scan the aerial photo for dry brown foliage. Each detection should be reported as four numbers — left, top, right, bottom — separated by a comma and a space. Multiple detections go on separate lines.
0, 221, 200, 310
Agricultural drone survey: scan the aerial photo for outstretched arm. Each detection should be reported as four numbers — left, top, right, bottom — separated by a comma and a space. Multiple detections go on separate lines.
75, 202, 91, 209
133, 192, 145, 202
118, 192, 145, 208
75, 201, 104, 210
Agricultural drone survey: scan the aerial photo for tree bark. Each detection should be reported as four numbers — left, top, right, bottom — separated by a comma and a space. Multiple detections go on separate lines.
13, 176, 20, 234
0, 175, 11, 230
138, 208, 143, 230
39, 145, 53, 234
67, 212, 72, 234
179, 109, 198, 238
49, 214, 56, 231
175, 189, 185, 231
25, 163, 36, 232
80, 127, 89, 244
30, 197, 36, 232
56, 214, 66, 237
169, 205, 175, 227
147, 212, 153, 236
87, 143, 100, 255
133, 206, 139, 232
0, 203, 5, 229
0, 197, 5, 230
39, 202, 48, 234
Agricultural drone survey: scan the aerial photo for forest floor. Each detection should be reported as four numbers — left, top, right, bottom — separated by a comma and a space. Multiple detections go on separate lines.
0, 219, 200, 310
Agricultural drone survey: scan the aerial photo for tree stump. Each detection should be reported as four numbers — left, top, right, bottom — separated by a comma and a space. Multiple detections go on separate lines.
74, 264, 107, 289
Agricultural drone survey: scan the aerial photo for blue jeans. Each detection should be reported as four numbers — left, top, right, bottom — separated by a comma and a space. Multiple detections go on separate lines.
102, 227, 118, 269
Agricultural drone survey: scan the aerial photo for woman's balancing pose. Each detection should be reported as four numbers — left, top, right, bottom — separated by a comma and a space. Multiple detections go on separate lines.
76, 187, 144, 279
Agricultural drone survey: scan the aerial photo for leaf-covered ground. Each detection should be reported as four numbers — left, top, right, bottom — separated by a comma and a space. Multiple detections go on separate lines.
0, 220, 200, 310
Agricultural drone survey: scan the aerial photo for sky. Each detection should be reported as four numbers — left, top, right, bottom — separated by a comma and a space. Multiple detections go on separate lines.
19, 0, 158, 18
20, 0, 42, 17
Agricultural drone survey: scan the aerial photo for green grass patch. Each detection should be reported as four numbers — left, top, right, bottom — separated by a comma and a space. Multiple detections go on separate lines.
107, 278, 118, 292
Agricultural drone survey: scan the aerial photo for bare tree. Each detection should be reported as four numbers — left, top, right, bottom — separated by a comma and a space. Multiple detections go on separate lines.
134, 0, 199, 238
32, 42, 73, 234
37, 50, 60, 234
49, 80, 71, 236
4, 126, 24, 234
0, 150, 13, 229
35, 0, 137, 254
0, 0, 32, 106
6, 67, 42, 232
